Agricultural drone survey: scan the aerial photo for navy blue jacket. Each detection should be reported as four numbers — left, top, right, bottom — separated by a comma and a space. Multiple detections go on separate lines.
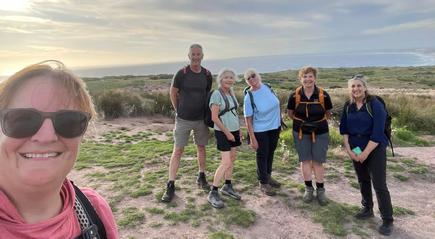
339, 97, 388, 150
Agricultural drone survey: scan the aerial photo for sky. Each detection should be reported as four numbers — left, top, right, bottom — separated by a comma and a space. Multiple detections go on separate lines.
1, 0, 435, 75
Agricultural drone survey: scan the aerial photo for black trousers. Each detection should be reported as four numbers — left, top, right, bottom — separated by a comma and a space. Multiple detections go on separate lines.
353, 145, 394, 222
254, 128, 280, 184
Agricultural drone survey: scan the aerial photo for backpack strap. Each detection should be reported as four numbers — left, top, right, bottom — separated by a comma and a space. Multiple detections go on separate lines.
243, 87, 258, 114
72, 182, 107, 239
365, 99, 374, 118
217, 88, 230, 117
295, 86, 303, 109
218, 88, 238, 117
344, 100, 350, 117
318, 87, 325, 110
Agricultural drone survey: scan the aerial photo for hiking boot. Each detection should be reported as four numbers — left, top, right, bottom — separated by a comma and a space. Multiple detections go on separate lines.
316, 188, 328, 206
207, 190, 224, 209
196, 174, 210, 191
268, 176, 281, 188
303, 186, 314, 203
161, 184, 175, 203
354, 207, 374, 219
378, 221, 393, 236
259, 183, 276, 196
220, 184, 241, 200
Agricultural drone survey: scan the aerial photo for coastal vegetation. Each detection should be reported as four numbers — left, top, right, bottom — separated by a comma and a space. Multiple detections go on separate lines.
76, 66, 435, 238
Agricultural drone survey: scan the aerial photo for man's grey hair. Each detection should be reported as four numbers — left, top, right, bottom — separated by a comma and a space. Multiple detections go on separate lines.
189, 43, 203, 52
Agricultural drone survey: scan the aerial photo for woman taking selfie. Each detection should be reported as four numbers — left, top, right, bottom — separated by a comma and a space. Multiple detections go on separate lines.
0, 61, 118, 238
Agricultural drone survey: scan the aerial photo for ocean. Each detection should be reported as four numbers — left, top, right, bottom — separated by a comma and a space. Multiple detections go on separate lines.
2, 49, 434, 79
73, 49, 435, 78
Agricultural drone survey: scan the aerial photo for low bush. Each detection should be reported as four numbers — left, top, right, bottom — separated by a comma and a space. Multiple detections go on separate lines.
96, 90, 146, 119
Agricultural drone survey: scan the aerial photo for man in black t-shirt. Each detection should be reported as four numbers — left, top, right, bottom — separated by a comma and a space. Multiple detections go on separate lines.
162, 44, 213, 203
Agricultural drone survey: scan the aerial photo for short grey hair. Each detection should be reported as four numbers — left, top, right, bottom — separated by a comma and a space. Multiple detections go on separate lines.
216, 68, 239, 88
189, 43, 203, 52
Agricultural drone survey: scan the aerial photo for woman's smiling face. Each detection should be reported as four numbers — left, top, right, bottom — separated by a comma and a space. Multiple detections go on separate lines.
0, 76, 83, 190
349, 79, 367, 99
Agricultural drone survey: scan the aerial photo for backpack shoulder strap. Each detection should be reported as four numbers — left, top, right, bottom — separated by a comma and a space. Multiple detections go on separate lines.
263, 83, 276, 95
318, 87, 325, 110
201, 66, 213, 92
243, 86, 257, 112
295, 86, 303, 108
72, 182, 107, 239
344, 100, 350, 117
365, 96, 375, 118
218, 88, 230, 116
229, 92, 238, 111
248, 90, 256, 112
202, 66, 211, 76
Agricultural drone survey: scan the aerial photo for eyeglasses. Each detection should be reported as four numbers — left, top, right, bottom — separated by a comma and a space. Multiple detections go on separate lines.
352, 74, 364, 79
0, 108, 91, 139
248, 73, 256, 80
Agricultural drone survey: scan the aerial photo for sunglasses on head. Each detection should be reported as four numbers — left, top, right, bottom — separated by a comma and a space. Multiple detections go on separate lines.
352, 74, 364, 79
0, 108, 91, 139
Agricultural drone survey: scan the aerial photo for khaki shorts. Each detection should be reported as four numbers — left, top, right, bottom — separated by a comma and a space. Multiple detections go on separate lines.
174, 117, 209, 147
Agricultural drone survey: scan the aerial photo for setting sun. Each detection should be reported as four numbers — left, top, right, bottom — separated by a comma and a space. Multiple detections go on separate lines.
0, 0, 30, 12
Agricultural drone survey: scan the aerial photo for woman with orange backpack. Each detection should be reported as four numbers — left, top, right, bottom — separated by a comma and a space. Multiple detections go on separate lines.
286, 66, 333, 206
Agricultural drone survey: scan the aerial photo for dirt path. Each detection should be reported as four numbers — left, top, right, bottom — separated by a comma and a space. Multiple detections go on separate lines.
70, 117, 435, 239
394, 147, 435, 166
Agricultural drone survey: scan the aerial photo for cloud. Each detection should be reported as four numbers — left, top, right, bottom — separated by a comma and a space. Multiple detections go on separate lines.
363, 19, 435, 35
0, 0, 434, 69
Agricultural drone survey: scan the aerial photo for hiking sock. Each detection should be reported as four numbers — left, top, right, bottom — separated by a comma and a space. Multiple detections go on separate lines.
212, 186, 219, 191
225, 180, 232, 185
305, 180, 313, 188
167, 180, 175, 188
199, 172, 206, 178
316, 182, 324, 189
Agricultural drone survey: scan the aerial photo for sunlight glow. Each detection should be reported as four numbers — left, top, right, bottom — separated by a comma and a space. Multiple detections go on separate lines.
0, 0, 30, 12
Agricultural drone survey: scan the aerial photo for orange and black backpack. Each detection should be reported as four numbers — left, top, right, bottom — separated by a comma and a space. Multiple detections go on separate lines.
293, 86, 327, 142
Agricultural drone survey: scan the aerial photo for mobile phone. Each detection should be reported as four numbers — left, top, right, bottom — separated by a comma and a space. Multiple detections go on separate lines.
352, 146, 362, 155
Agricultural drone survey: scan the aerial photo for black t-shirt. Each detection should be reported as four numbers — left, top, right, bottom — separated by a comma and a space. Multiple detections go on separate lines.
172, 66, 212, 120
287, 86, 333, 134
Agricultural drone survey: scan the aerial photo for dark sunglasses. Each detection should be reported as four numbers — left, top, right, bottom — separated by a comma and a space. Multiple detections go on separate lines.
248, 73, 256, 80
352, 74, 364, 79
0, 108, 91, 139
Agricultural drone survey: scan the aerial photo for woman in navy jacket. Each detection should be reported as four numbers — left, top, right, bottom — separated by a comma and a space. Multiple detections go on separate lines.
339, 75, 394, 236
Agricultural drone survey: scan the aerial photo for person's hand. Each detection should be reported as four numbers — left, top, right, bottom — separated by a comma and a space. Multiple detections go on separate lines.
226, 132, 235, 142
250, 137, 258, 150
356, 151, 369, 163
346, 149, 359, 161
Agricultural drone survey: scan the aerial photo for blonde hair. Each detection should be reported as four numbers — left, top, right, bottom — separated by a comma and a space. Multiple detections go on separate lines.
0, 60, 96, 119
298, 66, 317, 79
347, 75, 369, 103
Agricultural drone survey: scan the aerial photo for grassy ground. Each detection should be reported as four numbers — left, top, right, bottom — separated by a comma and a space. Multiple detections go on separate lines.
76, 66, 435, 237
76, 124, 433, 238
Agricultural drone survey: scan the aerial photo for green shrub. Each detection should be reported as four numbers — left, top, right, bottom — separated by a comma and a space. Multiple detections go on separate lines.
394, 127, 429, 146
97, 90, 124, 118
96, 90, 145, 119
